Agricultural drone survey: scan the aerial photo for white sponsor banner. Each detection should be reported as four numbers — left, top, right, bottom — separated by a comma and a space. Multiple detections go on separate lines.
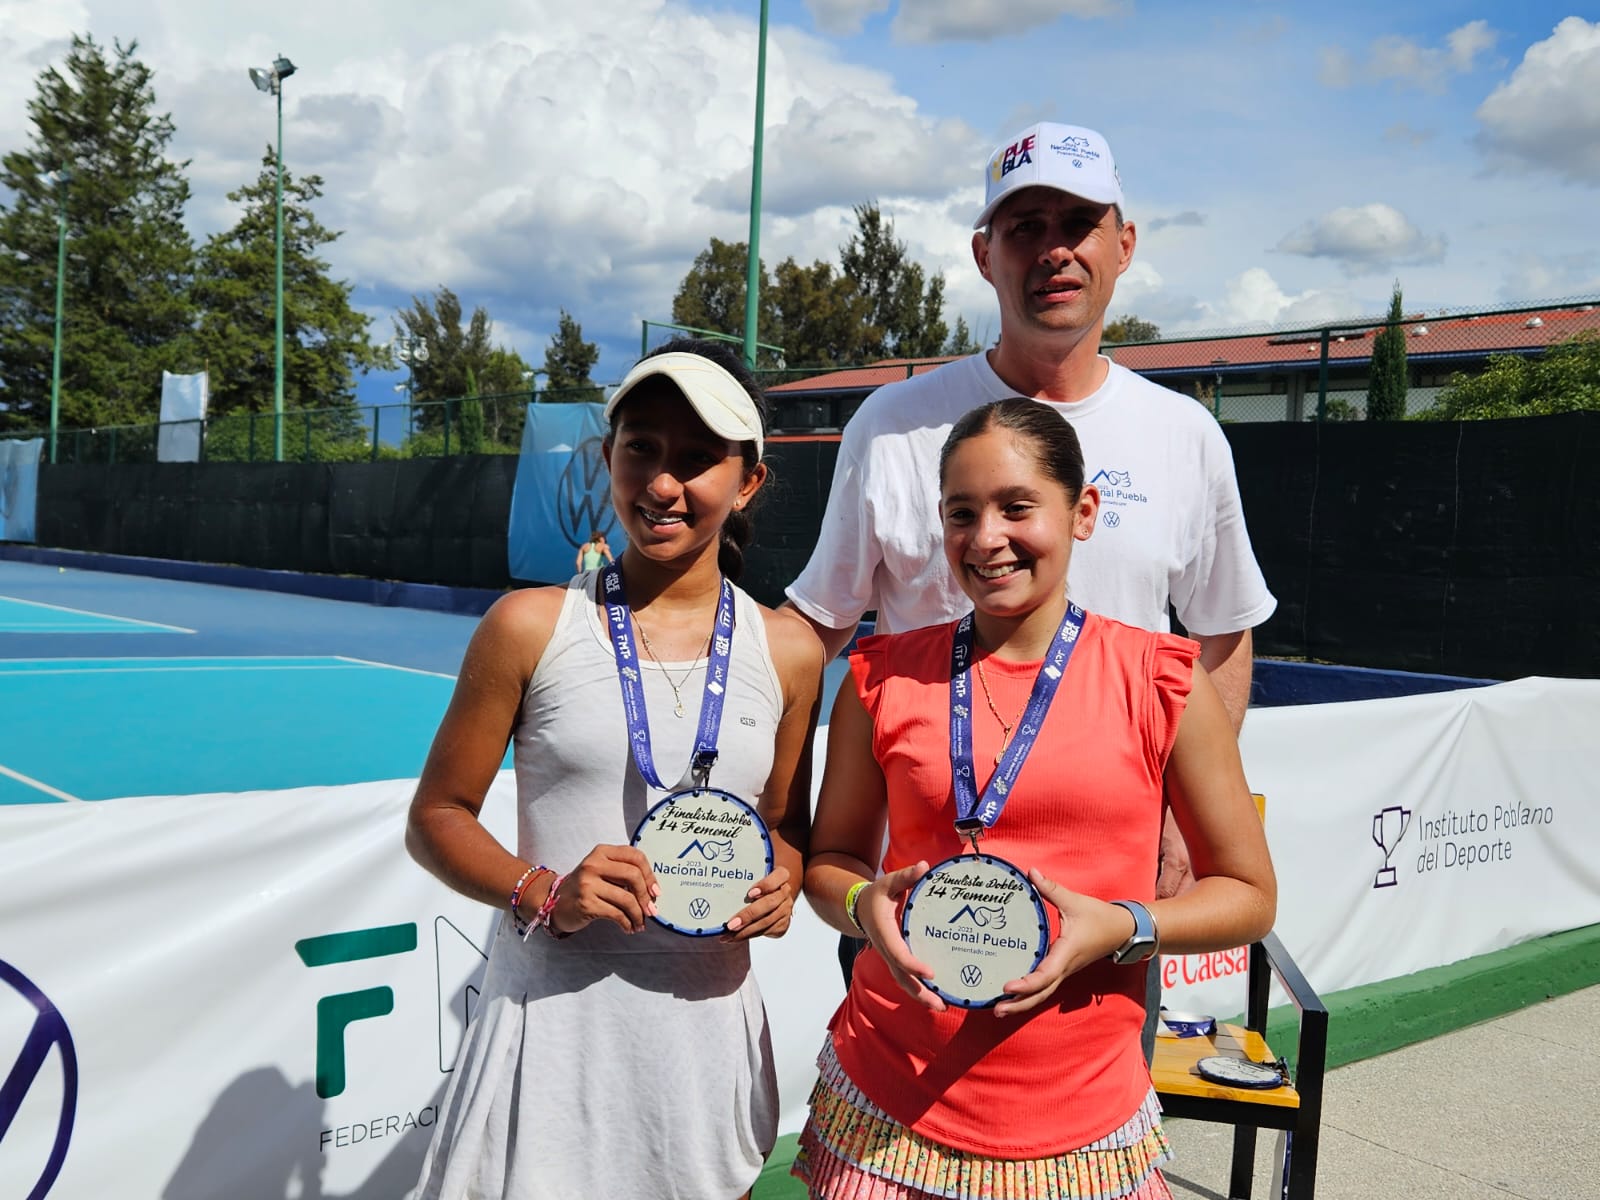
0, 776, 516, 1199
1160, 677, 1600, 1018
3, 678, 1597, 1197
157, 371, 208, 463
0, 436, 43, 543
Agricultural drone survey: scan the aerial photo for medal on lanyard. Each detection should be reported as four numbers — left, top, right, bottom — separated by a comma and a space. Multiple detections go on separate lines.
899, 604, 1086, 1007
601, 563, 773, 936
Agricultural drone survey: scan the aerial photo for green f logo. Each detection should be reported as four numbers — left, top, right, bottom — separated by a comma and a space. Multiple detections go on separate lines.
296, 924, 417, 1099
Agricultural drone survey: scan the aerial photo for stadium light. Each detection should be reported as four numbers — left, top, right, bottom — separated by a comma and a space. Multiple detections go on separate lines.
47, 168, 70, 464
741, 0, 769, 368
248, 54, 298, 461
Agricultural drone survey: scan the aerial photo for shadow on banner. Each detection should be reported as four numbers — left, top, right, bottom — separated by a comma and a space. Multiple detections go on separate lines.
1, 437, 43, 543
506, 402, 626, 584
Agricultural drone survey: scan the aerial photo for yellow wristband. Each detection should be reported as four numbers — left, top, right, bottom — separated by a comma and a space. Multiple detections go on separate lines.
844, 881, 868, 933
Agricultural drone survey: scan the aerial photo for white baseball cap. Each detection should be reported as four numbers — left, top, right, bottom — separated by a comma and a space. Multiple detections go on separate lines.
604, 351, 764, 458
973, 122, 1123, 230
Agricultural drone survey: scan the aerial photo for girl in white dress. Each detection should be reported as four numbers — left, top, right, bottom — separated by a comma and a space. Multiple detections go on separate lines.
407, 339, 824, 1199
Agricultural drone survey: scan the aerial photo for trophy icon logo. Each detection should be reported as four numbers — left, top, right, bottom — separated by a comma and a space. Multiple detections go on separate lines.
1371, 805, 1412, 888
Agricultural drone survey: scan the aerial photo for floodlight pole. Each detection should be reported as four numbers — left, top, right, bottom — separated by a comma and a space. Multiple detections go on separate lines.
49, 170, 70, 464
741, 0, 769, 368
273, 74, 286, 461
250, 54, 297, 460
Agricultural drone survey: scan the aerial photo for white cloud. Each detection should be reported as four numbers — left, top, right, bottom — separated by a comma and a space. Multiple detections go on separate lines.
890, 0, 1126, 45
805, 0, 890, 38
1144, 210, 1205, 234
1276, 204, 1447, 275
1317, 46, 1353, 88
1494, 252, 1600, 306
1383, 122, 1434, 147
1475, 17, 1600, 186
1322, 20, 1499, 93
1196, 268, 1358, 331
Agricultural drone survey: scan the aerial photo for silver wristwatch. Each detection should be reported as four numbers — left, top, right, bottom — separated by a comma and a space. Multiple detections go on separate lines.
1108, 900, 1159, 965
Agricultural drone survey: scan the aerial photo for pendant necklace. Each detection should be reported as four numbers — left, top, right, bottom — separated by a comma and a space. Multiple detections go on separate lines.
975, 658, 1027, 765
633, 618, 714, 719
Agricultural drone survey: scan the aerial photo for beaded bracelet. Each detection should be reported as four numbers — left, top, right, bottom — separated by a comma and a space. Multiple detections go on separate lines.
522, 872, 569, 942
844, 881, 868, 933
509, 865, 552, 934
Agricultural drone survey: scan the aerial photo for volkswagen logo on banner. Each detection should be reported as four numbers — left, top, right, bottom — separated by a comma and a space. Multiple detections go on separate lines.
555, 434, 617, 551
0, 959, 78, 1198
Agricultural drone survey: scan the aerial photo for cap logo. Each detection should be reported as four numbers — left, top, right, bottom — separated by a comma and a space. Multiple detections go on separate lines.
994, 133, 1036, 182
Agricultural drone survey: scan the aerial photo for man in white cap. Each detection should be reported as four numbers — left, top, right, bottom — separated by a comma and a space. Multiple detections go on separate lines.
785, 121, 1275, 1054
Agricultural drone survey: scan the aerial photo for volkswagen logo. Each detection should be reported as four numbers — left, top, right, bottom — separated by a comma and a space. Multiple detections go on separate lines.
0, 960, 78, 1198
959, 964, 983, 989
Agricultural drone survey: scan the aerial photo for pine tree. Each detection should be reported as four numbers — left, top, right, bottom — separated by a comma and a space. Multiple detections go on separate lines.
944, 316, 981, 355
191, 152, 383, 426
1367, 283, 1409, 421
0, 36, 196, 433
393, 287, 531, 430
542, 310, 603, 403
839, 203, 948, 359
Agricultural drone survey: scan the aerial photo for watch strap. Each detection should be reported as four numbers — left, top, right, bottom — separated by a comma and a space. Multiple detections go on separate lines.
1108, 899, 1159, 964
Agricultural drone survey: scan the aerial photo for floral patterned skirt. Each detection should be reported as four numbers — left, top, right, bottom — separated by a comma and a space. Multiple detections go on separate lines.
791, 1039, 1174, 1200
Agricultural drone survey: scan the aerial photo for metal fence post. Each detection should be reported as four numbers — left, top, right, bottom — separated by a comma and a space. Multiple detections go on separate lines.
1316, 328, 1330, 423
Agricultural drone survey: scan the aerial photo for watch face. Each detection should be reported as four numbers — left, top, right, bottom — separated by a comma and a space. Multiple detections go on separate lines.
1195, 1056, 1284, 1089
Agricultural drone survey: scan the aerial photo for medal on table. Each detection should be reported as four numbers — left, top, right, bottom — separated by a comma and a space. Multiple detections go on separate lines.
900, 604, 1086, 1008
600, 562, 774, 936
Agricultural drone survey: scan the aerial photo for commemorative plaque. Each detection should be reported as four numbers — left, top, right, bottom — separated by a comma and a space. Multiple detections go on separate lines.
901, 852, 1049, 1008
632, 788, 774, 935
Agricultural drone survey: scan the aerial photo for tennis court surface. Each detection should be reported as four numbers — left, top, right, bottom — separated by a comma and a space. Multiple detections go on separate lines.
0, 559, 490, 805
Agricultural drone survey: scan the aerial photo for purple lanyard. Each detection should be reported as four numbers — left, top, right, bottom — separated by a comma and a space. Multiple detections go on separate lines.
601, 561, 735, 790
949, 603, 1086, 843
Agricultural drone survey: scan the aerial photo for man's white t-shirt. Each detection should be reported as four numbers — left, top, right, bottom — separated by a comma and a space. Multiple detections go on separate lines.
786, 353, 1276, 637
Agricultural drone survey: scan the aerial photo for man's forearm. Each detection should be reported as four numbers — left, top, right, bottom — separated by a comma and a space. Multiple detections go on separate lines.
1196, 628, 1252, 733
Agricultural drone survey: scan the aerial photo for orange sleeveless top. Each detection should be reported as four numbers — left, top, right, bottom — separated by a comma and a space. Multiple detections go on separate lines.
829, 613, 1198, 1157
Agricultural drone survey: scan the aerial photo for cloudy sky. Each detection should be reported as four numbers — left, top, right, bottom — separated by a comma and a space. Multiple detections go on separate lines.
2, 1, 1597, 405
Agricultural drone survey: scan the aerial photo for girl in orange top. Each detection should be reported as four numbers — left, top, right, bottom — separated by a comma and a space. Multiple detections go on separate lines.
795, 399, 1277, 1199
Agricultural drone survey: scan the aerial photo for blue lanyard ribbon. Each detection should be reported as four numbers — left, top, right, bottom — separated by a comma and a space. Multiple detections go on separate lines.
602, 561, 736, 790
949, 603, 1087, 841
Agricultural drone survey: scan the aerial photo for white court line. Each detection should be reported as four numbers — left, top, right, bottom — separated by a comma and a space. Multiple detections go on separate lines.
0, 594, 195, 633
334, 655, 458, 680
0, 762, 84, 803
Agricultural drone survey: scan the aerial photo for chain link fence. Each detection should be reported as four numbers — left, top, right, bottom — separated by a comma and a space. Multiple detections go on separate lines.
7, 299, 1598, 461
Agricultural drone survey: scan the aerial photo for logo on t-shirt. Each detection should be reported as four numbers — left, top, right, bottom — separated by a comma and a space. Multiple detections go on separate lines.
1090, 467, 1148, 510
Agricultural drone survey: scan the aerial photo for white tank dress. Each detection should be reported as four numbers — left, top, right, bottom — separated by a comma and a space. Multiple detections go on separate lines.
412, 571, 784, 1199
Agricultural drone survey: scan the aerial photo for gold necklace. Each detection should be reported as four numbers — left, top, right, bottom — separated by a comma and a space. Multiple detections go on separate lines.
633, 619, 713, 719
975, 658, 1027, 765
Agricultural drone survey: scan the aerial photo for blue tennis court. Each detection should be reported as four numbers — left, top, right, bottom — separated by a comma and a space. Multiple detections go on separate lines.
0, 560, 495, 806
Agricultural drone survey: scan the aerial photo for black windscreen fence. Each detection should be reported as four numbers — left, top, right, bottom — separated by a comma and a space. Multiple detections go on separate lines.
30, 414, 1598, 679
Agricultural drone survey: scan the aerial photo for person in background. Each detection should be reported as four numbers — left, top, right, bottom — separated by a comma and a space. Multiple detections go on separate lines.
408, 339, 824, 1199
794, 399, 1276, 1199
576, 527, 613, 571
784, 122, 1276, 1055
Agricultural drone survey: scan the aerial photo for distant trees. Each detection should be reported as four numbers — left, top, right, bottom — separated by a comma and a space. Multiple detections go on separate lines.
542, 309, 603, 403
191, 153, 383, 418
671, 203, 950, 369
393, 287, 532, 426
1366, 283, 1409, 421
0, 36, 196, 431
1425, 332, 1600, 420
1103, 315, 1161, 344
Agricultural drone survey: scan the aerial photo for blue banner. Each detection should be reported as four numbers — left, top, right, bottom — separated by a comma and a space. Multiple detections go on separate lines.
507, 402, 625, 584
0, 437, 43, 544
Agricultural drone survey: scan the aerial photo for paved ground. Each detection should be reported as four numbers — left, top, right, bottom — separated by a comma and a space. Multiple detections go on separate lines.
1163, 984, 1598, 1200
